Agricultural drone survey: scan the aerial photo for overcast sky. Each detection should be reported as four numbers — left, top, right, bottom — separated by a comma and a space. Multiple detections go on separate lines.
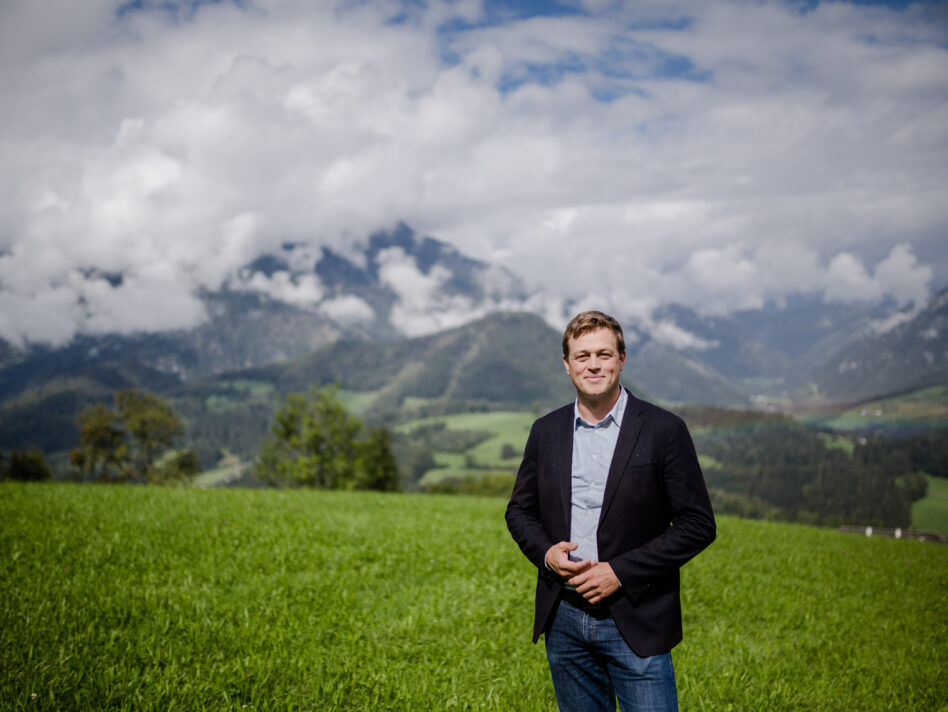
1, 0, 946, 345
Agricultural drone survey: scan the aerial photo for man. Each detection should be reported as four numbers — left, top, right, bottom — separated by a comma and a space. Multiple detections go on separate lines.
506, 310, 716, 712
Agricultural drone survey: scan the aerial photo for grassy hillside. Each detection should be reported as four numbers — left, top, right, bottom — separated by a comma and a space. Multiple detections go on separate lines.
914, 475, 948, 534
2, 483, 946, 711
396, 411, 535, 485
807, 384, 948, 434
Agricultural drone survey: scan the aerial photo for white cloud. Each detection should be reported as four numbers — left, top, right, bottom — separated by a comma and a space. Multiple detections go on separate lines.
874, 242, 933, 307
650, 320, 719, 351
319, 295, 375, 324
681, 245, 764, 313
235, 270, 323, 307
0, 0, 945, 345
869, 309, 917, 335
77, 272, 208, 335
822, 243, 932, 306
822, 253, 880, 303
0, 285, 80, 346
376, 246, 477, 335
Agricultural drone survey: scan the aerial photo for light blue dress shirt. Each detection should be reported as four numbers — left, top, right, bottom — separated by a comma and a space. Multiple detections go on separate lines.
570, 387, 627, 565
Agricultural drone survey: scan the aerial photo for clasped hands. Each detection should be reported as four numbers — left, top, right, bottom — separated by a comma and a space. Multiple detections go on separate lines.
545, 541, 620, 604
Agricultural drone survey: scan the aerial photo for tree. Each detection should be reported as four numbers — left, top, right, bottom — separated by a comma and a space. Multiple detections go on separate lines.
116, 390, 185, 476
357, 426, 400, 491
2, 446, 52, 481
896, 471, 929, 502
148, 448, 201, 485
70, 390, 195, 484
70, 403, 128, 481
256, 385, 399, 491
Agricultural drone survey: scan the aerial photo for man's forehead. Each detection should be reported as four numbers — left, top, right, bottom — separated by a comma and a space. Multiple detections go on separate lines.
567, 328, 619, 352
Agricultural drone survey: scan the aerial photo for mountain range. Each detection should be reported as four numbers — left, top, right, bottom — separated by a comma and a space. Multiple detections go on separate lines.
1, 223, 946, 463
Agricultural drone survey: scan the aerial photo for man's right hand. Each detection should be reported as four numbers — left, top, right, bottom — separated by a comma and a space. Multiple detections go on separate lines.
545, 542, 594, 580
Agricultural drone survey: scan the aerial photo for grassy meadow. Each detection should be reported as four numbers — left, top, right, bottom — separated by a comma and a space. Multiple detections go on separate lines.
808, 384, 948, 433
2, 483, 947, 711
914, 475, 948, 534
395, 411, 535, 485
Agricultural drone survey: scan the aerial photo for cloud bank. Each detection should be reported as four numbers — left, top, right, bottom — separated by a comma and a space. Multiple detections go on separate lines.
1, 0, 946, 345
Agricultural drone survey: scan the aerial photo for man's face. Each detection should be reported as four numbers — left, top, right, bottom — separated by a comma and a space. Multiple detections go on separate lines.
563, 327, 626, 403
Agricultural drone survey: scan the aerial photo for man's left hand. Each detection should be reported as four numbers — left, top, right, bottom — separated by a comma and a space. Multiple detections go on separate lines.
568, 562, 621, 604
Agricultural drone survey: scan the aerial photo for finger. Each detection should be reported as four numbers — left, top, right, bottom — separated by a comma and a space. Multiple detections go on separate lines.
573, 572, 608, 595
568, 560, 598, 581
559, 563, 585, 578
581, 587, 601, 602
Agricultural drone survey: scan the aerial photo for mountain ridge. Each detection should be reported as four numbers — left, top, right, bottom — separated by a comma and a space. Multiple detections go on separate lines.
1, 224, 946, 464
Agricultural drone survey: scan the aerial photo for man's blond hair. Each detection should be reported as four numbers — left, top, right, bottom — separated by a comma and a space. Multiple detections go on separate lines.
561, 311, 626, 358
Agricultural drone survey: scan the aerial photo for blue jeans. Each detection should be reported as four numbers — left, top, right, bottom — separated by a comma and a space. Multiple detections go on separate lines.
545, 600, 678, 712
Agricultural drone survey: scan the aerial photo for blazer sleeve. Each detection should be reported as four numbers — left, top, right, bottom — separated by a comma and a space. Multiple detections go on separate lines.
505, 421, 558, 578
609, 414, 716, 585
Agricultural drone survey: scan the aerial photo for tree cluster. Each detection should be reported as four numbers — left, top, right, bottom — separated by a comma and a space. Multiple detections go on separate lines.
1, 446, 52, 482
255, 386, 399, 491
695, 424, 932, 527
903, 428, 948, 478
69, 390, 199, 484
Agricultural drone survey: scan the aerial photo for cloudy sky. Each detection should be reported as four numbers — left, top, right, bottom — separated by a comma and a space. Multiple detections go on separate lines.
1, 0, 946, 345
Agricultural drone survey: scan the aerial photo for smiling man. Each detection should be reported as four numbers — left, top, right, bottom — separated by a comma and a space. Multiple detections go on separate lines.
506, 310, 716, 712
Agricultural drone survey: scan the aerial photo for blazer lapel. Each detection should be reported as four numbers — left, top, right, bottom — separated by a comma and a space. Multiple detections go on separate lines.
598, 390, 644, 528
555, 405, 575, 529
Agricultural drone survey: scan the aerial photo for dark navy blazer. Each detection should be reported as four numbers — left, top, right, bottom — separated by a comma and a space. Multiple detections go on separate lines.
505, 388, 716, 657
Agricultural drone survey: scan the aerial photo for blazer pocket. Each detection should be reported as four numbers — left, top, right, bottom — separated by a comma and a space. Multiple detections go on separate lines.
624, 583, 650, 603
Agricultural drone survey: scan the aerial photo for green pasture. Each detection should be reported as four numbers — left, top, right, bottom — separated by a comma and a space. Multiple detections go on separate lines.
205, 380, 275, 412
189, 453, 245, 489
817, 431, 855, 456
812, 384, 948, 432
398, 411, 534, 484
2, 483, 946, 711
913, 475, 948, 535
334, 389, 379, 417
423, 451, 475, 484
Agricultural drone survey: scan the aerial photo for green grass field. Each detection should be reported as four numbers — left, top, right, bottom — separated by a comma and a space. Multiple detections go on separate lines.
811, 384, 948, 432
397, 411, 535, 485
914, 475, 948, 535
2, 483, 946, 711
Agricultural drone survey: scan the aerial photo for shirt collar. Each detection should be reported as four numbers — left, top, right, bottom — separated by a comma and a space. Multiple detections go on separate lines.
574, 386, 627, 430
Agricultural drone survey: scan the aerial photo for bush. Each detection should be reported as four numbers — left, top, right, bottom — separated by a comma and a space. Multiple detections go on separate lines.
1, 447, 52, 481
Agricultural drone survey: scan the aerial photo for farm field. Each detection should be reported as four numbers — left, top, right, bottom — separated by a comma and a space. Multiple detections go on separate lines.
2, 483, 946, 711
808, 384, 948, 432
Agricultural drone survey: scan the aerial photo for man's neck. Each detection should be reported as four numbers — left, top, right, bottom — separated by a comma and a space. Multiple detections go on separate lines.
576, 386, 622, 424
